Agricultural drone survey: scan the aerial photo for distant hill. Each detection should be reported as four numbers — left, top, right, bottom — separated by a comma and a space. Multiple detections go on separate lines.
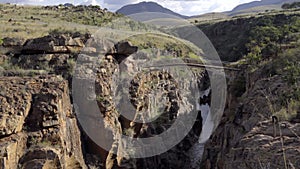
229, 0, 300, 15
189, 12, 230, 23
116, 1, 188, 19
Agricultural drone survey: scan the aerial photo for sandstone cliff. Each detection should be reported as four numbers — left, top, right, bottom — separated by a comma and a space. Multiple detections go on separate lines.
0, 76, 86, 169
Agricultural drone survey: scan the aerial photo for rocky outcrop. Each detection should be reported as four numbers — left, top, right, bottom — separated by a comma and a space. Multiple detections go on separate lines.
2, 37, 25, 47
22, 34, 86, 54
4, 32, 298, 169
0, 33, 152, 168
0, 76, 86, 169
200, 65, 300, 169
73, 41, 140, 168
73, 37, 209, 168
0, 33, 91, 80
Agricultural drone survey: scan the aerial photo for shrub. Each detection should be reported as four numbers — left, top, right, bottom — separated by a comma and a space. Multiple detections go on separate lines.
274, 100, 299, 121
67, 58, 76, 75
49, 28, 76, 36
282, 2, 300, 9
281, 48, 300, 85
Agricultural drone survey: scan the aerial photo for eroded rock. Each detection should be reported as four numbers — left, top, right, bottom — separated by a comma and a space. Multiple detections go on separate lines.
22, 34, 85, 54
200, 67, 300, 169
0, 76, 87, 169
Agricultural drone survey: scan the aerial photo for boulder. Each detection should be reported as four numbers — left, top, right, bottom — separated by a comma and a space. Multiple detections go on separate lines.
113, 41, 138, 64
22, 34, 85, 54
23, 37, 56, 53
2, 37, 25, 47
115, 41, 138, 56
83, 39, 138, 57
84, 38, 115, 54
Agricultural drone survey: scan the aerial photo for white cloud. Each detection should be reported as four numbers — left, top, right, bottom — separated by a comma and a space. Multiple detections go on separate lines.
0, 0, 259, 16
150, 0, 257, 15
81, 0, 100, 6
0, 0, 44, 4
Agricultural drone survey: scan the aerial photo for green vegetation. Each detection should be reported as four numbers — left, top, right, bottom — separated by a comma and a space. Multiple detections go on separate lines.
244, 26, 300, 122
125, 33, 202, 60
245, 15, 300, 64
96, 95, 106, 102
281, 48, 300, 85
196, 10, 300, 124
48, 28, 85, 36
271, 98, 300, 121
54, 5, 121, 26
282, 2, 300, 9
0, 4, 119, 39
67, 58, 76, 75
246, 34, 300, 123
0, 4, 203, 61
102, 18, 154, 32
273, 49, 300, 109
0, 59, 27, 75
197, 12, 300, 62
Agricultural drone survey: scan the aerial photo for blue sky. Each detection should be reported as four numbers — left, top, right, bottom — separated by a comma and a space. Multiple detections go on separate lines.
0, 0, 259, 16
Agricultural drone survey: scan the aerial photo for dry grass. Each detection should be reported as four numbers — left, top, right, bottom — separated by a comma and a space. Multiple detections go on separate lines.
0, 4, 114, 39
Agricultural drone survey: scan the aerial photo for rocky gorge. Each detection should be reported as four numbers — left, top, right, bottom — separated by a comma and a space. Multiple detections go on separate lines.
0, 13, 300, 169
0, 33, 210, 168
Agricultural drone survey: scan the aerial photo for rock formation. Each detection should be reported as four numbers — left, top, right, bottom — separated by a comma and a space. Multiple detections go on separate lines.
0, 31, 299, 169
0, 76, 86, 169
200, 65, 300, 169
72, 35, 208, 169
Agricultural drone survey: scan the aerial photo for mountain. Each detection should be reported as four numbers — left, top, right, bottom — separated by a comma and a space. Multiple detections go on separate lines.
229, 0, 300, 15
189, 0, 300, 21
116, 1, 188, 19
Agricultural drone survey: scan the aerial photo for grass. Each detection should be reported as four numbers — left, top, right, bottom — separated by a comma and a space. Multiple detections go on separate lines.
125, 32, 203, 60
262, 86, 299, 122
258, 89, 299, 169
0, 4, 206, 64
0, 4, 119, 39
0, 4, 205, 63
0, 57, 49, 76
272, 100, 299, 122
189, 12, 230, 24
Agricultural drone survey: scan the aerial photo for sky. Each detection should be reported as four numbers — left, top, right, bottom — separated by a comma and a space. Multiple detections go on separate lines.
0, 0, 259, 16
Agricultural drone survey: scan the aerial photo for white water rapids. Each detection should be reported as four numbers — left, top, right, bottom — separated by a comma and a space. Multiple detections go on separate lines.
186, 87, 212, 168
